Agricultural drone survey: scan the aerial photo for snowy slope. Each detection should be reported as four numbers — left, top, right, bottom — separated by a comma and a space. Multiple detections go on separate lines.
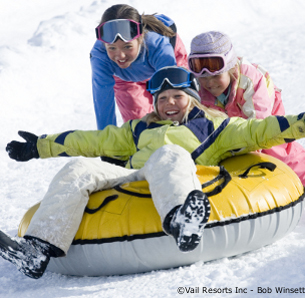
1, 0, 305, 297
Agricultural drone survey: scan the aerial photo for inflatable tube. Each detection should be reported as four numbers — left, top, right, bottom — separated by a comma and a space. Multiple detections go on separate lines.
18, 153, 304, 276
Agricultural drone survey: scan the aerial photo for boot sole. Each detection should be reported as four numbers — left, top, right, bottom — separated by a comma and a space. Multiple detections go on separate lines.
177, 190, 211, 252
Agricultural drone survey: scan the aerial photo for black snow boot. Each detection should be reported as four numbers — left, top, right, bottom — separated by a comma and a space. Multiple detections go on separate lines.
0, 230, 63, 279
163, 190, 211, 253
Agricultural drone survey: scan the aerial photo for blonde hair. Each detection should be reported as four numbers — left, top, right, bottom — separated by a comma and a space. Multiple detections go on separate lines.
227, 61, 240, 83
143, 94, 228, 125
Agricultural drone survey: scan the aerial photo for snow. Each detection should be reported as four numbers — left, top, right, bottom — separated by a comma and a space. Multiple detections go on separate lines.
1, 0, 305, 297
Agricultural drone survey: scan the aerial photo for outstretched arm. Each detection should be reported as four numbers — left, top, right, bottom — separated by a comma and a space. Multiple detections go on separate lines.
6, 123, 136, 162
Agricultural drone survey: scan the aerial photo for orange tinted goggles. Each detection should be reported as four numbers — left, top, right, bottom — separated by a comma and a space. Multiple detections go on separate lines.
188, 54, 226, 76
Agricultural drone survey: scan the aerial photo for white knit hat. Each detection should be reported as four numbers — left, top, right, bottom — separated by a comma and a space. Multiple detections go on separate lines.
190, 31, 238, 77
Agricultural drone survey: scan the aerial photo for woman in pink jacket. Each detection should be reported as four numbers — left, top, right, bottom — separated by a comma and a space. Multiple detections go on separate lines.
188, 31, 305, 185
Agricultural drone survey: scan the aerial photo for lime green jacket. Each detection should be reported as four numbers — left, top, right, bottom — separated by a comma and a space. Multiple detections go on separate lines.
37, 108, 305, 169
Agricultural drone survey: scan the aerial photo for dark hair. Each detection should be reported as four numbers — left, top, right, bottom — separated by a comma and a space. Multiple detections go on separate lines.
100, 4, 175, 38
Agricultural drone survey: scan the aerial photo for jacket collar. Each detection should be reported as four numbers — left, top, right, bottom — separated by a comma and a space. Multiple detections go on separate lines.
185, 107, 205, 122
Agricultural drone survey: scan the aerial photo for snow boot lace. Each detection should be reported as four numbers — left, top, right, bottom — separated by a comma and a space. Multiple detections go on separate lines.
164, 190, 211, 252
0, 230, 63, 279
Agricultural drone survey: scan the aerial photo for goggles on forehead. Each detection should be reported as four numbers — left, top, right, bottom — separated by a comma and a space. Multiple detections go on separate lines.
146, 67, 199, 95
95, 19, 143, 44
188, 53, 227, 76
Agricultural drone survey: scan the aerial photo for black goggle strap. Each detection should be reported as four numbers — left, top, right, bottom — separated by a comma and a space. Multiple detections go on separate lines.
191, 74, 200, 91
138, 15, 143, 34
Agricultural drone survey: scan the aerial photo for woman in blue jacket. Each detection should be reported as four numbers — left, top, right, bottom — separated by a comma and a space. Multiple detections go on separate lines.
90, 4, 188, 130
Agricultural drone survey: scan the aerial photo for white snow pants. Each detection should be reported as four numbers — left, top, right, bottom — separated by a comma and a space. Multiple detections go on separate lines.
25, 145, 202, 253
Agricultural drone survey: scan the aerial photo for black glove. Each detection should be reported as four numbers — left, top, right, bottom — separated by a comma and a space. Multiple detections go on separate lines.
6, 131, 39, 161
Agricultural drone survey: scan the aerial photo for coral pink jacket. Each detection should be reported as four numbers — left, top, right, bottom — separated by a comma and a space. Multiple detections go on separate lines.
199, 57, 305, 185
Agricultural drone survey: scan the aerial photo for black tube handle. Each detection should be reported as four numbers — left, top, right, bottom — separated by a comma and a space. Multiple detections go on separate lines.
238, 162, 276, 179
201, 166, 232, 197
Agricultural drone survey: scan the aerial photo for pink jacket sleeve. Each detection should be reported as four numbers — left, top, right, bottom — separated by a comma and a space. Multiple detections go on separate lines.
235, 59, 276, 119
238, 59, 305, 185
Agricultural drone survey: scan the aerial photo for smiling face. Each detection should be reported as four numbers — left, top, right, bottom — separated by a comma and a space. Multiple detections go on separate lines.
198, 72, 231, 97
156, 89, 190, 123
105, 37, 141, 69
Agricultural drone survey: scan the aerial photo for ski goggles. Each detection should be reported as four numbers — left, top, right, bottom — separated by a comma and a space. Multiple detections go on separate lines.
95, 19, 143, 44
146, 67, 199, 95
188, 53, 227, 76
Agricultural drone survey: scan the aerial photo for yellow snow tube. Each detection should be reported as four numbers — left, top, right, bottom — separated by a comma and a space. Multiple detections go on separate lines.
18, 153, 304, 276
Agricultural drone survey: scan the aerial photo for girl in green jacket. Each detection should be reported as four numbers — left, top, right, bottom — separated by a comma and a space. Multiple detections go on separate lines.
2, 66, 305, 279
